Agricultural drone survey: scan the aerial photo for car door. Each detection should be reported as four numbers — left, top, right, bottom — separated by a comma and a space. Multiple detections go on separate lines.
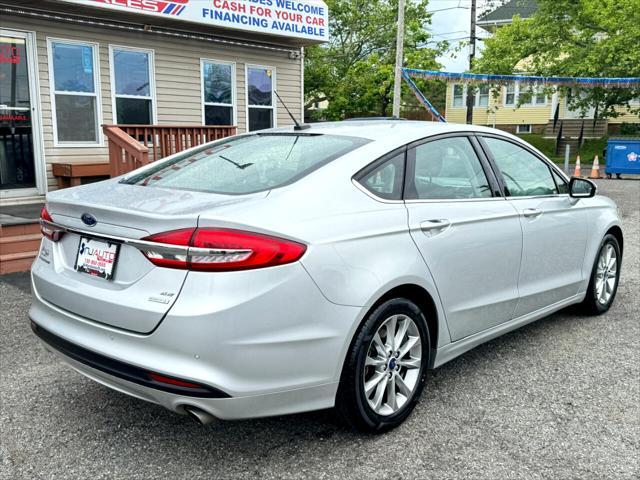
479, 135, 588, 318
404, 134, 523, 341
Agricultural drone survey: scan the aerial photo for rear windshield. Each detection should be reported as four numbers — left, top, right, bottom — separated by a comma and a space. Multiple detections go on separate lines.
122, 133, 370, 194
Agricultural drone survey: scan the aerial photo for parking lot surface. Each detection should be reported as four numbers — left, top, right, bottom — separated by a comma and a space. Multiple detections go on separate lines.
1, 179, 638, 480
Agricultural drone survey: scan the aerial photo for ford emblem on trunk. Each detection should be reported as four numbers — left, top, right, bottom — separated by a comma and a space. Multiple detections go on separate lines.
81, 213, 97, 227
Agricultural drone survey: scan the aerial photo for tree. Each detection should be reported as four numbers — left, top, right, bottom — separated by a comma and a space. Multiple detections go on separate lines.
473, 0, 640, 118
304, 0, 445, 120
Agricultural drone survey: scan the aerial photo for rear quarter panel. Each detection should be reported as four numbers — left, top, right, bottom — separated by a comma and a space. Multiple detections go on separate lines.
194, 153, 452, 349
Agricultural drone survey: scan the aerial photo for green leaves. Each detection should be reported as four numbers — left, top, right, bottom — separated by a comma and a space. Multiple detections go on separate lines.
304, 0, 443, 119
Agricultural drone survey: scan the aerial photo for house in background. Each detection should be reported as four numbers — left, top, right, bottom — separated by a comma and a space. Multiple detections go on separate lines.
444, 0, 639, 139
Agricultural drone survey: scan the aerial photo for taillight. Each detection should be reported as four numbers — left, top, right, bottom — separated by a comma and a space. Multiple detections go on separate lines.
40, 206, 64, 242
140, 228, 306, 271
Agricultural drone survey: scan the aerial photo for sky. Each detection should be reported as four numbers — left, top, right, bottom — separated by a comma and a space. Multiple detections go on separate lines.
426, 0, 493, 72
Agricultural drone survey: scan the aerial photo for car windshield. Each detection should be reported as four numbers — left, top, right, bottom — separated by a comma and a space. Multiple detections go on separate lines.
122, 133, 370, 195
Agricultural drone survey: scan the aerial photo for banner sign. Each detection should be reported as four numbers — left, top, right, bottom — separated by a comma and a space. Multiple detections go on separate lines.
401, 70, 446, 123
59, 0, 329, 43
403, 69, 640, 88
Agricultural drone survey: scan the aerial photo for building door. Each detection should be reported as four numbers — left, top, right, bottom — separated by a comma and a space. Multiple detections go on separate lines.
0, 30, 44, 198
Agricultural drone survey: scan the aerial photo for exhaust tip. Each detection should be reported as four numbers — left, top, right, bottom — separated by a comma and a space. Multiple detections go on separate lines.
184, 405, 217, 426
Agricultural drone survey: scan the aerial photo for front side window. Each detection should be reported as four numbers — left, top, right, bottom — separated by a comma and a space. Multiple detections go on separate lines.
111, 47, 154, 124
247, 66, 274, 131
202, 60, 234, 126
483, 137, 557, 197
552, 169, 569, 194
358, 153, 405, 200
123, 134, 369, 194
50, 40, 100, 143
407, 137, 492, 200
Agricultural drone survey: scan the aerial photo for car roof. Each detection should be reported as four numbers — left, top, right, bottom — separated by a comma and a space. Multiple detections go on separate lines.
264, 120, 502, 145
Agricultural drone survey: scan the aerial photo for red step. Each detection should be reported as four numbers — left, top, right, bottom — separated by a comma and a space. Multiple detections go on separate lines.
0, 222, 42, 274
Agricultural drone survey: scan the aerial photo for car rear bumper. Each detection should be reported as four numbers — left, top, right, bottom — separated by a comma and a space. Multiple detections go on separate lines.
29, 263, 362, 420
34, 328, 339, 420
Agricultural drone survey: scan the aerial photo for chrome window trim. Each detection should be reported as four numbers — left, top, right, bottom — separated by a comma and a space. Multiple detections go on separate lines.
39, 220, 252, 257
506, 193, 571, 201
351, 178, 404, 204
404, 197, 507, 204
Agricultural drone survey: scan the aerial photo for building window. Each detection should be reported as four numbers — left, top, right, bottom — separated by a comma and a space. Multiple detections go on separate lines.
476, 85, 490, 107
202, 60, 235, 126
110, 46, 155, 124
247, 65, 275, 131
517, 124, 532, 134
505, 83, 516, 106
452, 84, 490, 108
521, 85, 547, 106
505, 83, 547, 107
452, 84, 465, 107
49, 39, 100, 144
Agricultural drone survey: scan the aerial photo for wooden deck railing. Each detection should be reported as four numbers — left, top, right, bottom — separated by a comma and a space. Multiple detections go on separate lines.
103, 124, 237, 177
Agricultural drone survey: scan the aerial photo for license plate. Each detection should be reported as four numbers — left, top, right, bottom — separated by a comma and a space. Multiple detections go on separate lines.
74, 236, 120, 280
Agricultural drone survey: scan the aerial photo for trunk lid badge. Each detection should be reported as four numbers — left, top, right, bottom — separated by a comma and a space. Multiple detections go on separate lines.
81, 213, 97, 227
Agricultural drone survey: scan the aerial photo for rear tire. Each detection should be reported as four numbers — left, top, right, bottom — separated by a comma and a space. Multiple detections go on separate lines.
335, 298, 430, 433
580, 234, 621, 315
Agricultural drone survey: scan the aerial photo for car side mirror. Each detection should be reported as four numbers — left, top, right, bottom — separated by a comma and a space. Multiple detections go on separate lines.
569, 177, 597, 198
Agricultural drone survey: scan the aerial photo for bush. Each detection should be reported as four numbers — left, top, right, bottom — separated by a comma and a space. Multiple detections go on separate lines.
619, 122, 640, 136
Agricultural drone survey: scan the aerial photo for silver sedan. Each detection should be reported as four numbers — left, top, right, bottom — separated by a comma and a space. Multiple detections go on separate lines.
31, 120, 623, 432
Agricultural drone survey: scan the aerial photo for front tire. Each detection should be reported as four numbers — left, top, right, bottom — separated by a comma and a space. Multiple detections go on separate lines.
335, 298, 430, 433
581, 234, 621, 315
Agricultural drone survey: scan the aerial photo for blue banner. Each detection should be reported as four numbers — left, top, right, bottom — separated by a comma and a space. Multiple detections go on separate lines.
403, 69, 640, 88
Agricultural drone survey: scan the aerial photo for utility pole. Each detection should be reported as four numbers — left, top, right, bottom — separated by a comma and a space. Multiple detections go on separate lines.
392, 0, 406, 118
465, 0, 477, 124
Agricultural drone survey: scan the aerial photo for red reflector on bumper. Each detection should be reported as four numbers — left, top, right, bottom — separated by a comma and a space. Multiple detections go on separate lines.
147, 372, 204, 389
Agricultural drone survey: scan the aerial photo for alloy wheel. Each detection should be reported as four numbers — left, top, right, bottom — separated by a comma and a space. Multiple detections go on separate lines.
595, 243, 618, 305
363, 314, 422, 416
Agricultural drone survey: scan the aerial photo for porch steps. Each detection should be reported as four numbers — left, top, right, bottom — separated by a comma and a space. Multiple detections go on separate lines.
545, 119, 608, 138
0, 223, 41, 275
543, 119, 608, 156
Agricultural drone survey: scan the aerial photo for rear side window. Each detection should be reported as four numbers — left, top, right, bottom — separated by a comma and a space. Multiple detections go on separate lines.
358, 152, 405, 200
123, 133, 369, 194
406, 137, 492, 200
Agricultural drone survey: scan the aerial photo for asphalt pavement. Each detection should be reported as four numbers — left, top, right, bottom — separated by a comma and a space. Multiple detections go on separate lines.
1, 178, 638, 480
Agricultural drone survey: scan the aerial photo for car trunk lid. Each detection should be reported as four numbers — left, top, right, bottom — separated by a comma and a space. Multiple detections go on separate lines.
33, 180, 268, 333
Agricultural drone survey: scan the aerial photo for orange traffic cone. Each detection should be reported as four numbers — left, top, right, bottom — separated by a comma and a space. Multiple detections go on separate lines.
573, 156, 582, 177
588, 155, 603, 179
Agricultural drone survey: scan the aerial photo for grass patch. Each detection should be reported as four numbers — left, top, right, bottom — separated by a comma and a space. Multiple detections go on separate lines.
517, 134, 608, 164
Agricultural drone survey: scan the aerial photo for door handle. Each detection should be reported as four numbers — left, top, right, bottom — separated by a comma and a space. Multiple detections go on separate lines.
420, 219, 451, 234
522, 208, 543, 218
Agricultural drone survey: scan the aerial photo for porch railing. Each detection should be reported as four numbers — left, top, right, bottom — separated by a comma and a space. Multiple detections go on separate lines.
103, 124, 237, 177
